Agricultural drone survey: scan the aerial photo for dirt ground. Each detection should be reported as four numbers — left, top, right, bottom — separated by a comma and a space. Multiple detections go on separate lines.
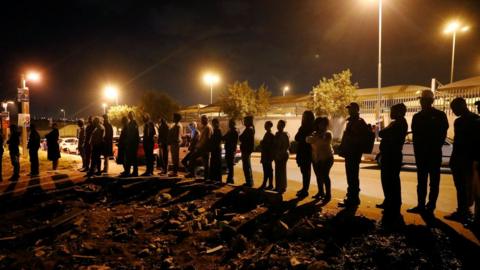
0, 171, 479, 269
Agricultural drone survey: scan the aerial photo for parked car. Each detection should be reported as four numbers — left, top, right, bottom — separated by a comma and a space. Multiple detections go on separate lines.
113, 136, 159, 165
368, 132, 453, 167
59, 137, 79, 154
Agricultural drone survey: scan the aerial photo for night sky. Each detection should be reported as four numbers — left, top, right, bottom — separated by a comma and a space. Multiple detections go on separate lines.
1, 0, 479, 118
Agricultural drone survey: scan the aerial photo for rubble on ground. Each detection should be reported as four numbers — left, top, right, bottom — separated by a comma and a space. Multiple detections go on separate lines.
0, 177, 477, 269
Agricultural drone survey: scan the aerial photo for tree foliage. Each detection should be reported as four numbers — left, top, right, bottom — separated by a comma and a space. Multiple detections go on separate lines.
140, 90, 180, 121
107, 105, 143, 128
218, 81, 272, 119
308, 69, 358, 117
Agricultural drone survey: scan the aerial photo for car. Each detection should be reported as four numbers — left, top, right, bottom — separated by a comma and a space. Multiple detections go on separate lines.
59, 137, 79, 154
113, 136, 159, 165
369, 132, 453, 167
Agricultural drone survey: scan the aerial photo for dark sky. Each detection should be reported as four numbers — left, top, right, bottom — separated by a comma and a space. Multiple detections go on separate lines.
1, 0, 479, 118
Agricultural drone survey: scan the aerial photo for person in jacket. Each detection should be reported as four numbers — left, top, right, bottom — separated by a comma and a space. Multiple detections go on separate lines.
274, 120, 290, 194
45, 123, 61, 171
338, 102, 370, 208
142, 113, 156, 176
77, 120, 87, 171
168, 113, 182, 177
157, 118, 169, 175
444, 98, 479, 223
28, 123, 41, 177
87, 117, 105, 177
210, 118, 223, 183
126, 111, 140, 177
186, 115, 212, 179
240, 116, 255, 187
83, 116, 94, 172
118, 116, 130, 177
295, 111, 315, 197
408, 90, 449, 215
7, 124, 21, 180
259, 121, 275, 190
307, 117, 334, 203
0, 130, 3, 181
472, 100, 480, 229
378, 103, 408, 223
181, 122, 200, 170
102, 114, 114, 173
223, 119, 238, 184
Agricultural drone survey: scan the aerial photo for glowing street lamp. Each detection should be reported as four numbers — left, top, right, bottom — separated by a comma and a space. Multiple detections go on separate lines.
283, 85, 290, 97
443, 20, 470, 83
102, 103, 107, 114
20, 71, 41, 156
104, 84, 119, 105
203, 72, 220, 104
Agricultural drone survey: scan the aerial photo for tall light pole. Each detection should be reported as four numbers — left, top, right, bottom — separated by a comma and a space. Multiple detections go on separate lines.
104, 84, 119, 106
102, 103, 107, 114
377, 0, 383, 129
203, 72, 220, 104
20, 71, 40, 157
283, 85, 290, 97
444, 20, 469, 83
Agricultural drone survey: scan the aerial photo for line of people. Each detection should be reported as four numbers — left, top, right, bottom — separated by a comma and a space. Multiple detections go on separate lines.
0, 123, 61, 181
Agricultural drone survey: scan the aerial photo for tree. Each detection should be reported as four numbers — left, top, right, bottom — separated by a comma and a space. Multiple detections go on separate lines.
107, 105, 143, 128
218, 81, 272, 119
308, 69, 358, 117
140, 90, 180, 121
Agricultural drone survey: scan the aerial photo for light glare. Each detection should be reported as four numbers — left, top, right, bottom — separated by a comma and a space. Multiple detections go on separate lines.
26, 72, 41, 82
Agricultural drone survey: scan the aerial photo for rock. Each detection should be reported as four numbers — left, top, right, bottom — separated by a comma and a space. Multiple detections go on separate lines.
196, 207, 206, 214
138, 248, 151, 257
206, 245, 224, 254
290, 256, 301, 267
307, 260, 329, 270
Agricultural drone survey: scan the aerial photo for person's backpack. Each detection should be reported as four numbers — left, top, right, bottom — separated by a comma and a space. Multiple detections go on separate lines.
361, 122, 376, 154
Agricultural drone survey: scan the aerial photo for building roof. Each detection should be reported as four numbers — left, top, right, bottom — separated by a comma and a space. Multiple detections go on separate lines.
438, 76, 480, 91
356, 85, 429, 97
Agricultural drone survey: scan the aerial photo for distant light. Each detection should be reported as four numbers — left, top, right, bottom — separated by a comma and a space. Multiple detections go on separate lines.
203, 73, 220, 85
60, 109, 64, 112
104, 84, 119, 99
26, 72, 41, 82
461, 25, 470, 32
284, 85, 290, 91
444, 20, 469, 34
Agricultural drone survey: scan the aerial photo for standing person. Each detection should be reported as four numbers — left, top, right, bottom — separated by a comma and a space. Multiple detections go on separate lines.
28, 123, 41, 177
259, 121, 275, 190
407, 90, 449, 215
118, 116, 130, 177
167, 113, 182, 177
378, 103, 408, 223
307, 117, 334, 203
102, 114, 114, 174
45, 123, 61, 171
186, 115, 212, 179
157, 118, 169, 174
77, 120, 87, 171
471, 100, 480, 229
87, 117, 105, 177
0, 130, 3, 181
239, 116, 255, 187
444, 98, 479, 223
209, 118, 222, 183
83, 116, 94, 172
338, 102, 370, 208
223, 119, 238, 184
126, 111, 140, 177
142, 113, 156, 176
181, 122, 200, 170
295, 111, 315, 197
274, 120, 290, 194
7, 124, 20, 180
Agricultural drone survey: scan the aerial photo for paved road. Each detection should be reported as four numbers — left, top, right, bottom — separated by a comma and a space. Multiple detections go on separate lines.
247, 157, 457, 214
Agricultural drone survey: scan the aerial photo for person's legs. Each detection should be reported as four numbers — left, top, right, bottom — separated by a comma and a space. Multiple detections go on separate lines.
345, 153, 361, 204
225, 152, 235, 183
162, 144, 169, 172
320, 158, 334, 200
279, 159, 287, 193
380, 157, 391, 208
79, 146, 86, 169
426, 154, 442, 211
390, 155, 403, 216
30, 150, 39, 175
242, 153, 252, 186
84, 144, 91, 170
170, 143, 179, 175
202, 151, 210, 180
103, 154, 110, 173
10, 152, 20, 178
451, 165, 469, 214
312, 161, 324, 196
300, 162, 311, 193
415, 159, 428, 208
144, 143, 154, 174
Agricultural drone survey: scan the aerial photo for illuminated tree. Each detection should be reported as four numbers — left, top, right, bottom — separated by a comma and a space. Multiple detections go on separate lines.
219, 81, 272, 119
140, 91, 180, 121
107, 105, 143, 128
308, 69, 358, 117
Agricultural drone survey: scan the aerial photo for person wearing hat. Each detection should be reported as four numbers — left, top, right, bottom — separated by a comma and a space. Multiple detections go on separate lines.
444, 97, 479, 223
378, 103, 408, 224
407, 90, 449, 215
338, 102, 370, 207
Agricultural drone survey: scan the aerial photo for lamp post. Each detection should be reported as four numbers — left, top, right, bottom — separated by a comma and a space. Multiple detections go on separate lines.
20, 72, 40, 157
104, 84, 119, 106
283, 85, 290, 97
102, 103, 107, 114
444, 20, 469, 83
203, 72, 220, 104
376, 0, 383, 130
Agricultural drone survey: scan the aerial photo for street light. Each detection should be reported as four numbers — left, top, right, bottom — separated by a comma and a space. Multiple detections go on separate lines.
60, 109, 66, 120
443, 20, 470, 83
102, 103, 107, 114
104, 84, 119, 105
20, 71, 41, 157
283, 85, 290, 97
203, 72, 220, 104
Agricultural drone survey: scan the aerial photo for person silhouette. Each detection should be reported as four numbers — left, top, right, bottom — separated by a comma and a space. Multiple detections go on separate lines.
472, 100, 480, 229
102, 114, 114, 174
45, 123, 61, 171
295, 111, 315, 198
87, 117, 105, 177
240, 116, 255, 187
378, 103, 408, 223
126, 111, 140, 177
444, 97, 479, 223
0, 129, 3, 181
83, 116, 94, 172
407, 90, 448, 215
118, 116, 130, 177
210, 118, 223, 183
7, 124, 20, 180
28, 123, 41, 177
142, 113, 156, 176
168, 113, 183, 177
259, 121, 275, 190
186, 115, 211, 180
77, 120, 87, 171
157, 118, 169, 175
274, 120, 290, 194
223, 119, 238, 184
